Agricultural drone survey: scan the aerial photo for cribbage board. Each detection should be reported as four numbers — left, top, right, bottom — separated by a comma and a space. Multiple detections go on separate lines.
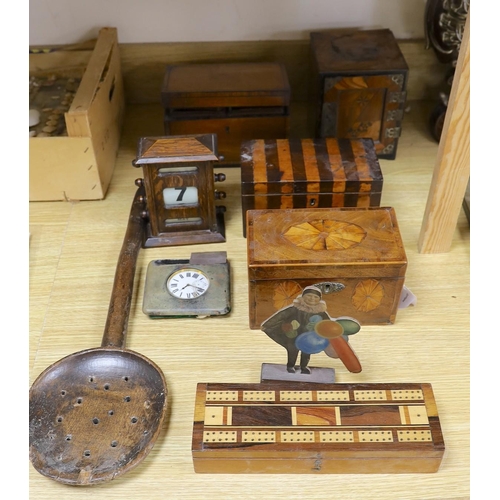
192, 382, 444, 474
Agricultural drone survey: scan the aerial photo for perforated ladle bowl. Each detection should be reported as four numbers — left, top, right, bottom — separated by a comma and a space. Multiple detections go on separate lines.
29, 187, 168, 485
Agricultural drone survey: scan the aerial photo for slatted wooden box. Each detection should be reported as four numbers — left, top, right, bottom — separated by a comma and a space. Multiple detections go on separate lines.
192, 382, 444, 473
161, 62, 290, 166
29, 28, 125, 201
246, 207, 407, 329
240, 137, 383, 236
310, 29, 409, 160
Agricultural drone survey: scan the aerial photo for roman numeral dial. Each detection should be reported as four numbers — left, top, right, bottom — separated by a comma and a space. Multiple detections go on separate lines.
166, 268, 210, 300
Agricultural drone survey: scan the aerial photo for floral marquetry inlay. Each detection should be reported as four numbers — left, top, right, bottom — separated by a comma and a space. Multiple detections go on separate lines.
272, 281, 303, 310
283, 220, 366, 251
352, 279, 385, 312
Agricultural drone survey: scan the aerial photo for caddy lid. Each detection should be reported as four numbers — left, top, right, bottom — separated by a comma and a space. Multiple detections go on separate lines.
247, 207, 406, 272
310, 29, 409, 74
241, 138, 383, 195
162, 63, 291, 108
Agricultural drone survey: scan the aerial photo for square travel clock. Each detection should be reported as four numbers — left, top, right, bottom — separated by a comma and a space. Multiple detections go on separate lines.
143, 251, 231, 318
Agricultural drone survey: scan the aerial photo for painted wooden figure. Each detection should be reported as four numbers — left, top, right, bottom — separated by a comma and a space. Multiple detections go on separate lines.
260, 285, 362, 374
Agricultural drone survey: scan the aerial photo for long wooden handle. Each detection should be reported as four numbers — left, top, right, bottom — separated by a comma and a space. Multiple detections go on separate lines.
101, 186, 146, 348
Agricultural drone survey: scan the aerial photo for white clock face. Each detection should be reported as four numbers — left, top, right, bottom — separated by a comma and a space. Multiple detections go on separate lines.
166, 268, 210, 300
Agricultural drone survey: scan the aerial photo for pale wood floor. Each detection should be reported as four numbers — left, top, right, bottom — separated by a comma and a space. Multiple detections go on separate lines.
29, 101, 470, 499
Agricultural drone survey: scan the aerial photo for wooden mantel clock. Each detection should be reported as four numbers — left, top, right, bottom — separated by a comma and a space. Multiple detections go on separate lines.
132, 134, 226, 247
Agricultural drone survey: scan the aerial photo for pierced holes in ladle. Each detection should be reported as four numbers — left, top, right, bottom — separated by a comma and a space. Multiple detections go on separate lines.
76, 398, 83, 405
108, 410, 114, 416
83, 450, 91, 458
56, 416, 63, 423
123, 376, 129, 382
89, 376, 94, 383
110, 441, 118, 448
92, 418, 100, 425
124, 396, 131, 403
61, 390, 66, 396
104, 384, 110, 391
131, 417, 138, 424
65, 435, 72, 441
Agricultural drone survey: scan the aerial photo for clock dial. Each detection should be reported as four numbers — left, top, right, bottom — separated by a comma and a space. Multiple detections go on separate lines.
166, 268, 210, 300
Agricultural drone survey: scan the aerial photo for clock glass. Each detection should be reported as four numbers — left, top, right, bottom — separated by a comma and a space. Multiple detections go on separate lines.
166, 268, 210, 300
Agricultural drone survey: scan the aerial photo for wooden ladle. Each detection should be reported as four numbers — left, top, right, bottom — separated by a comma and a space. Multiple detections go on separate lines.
29, 186, 168, 485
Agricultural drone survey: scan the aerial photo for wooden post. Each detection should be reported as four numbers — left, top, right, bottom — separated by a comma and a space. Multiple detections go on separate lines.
418, 14, 470, 253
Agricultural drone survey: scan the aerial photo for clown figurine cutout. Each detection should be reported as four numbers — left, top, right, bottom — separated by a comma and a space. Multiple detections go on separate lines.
260, 285, 362, 374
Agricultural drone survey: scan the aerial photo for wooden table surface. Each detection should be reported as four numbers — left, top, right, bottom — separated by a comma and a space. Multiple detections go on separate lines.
29, 102, 470, 499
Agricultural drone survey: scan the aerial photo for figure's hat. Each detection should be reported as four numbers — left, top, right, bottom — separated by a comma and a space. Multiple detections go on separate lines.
302, 285, 322, 297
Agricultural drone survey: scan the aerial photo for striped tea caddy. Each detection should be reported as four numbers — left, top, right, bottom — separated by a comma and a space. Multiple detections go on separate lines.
240, 138, 383, 237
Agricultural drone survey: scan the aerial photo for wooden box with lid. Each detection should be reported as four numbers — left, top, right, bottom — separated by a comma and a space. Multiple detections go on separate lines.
192, 382, 444, 474
161, 63, 290, 166
246, 207, 407, 329
240, 137, 383, 236
310, 29, 409, 160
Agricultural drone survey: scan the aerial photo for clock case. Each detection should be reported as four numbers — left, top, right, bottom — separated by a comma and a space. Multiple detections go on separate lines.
133, 134, 226, 247
143, 251, 231, 318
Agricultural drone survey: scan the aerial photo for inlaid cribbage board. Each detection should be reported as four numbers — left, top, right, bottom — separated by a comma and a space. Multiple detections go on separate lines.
192, 382, 444, 474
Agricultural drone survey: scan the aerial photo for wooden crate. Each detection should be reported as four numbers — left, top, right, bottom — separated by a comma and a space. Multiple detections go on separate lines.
161, 63, 290, 165
310, 29, 409, 160
192, 382, 445, 473
29, 28, 125, 201
246, 207, 407, 329
240, 137, 383, 236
